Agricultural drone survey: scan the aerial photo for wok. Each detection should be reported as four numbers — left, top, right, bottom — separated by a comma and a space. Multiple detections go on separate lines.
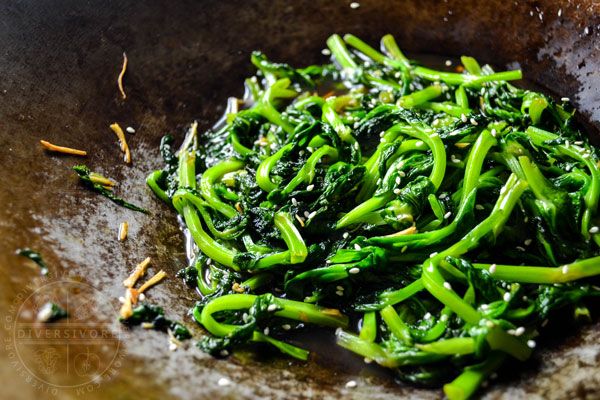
1, 0, 600, 399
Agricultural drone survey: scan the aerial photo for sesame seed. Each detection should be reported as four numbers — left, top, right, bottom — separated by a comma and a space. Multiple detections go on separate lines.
393, 188, 401, 195
354, 142, 359, 149
489, 264, 497, 274
304, 211, 310, 218
561, 97, 570, 102
364, 357, 373, 364
169, 343, 178, 351
380, 137, 386, 143
220, 349, 229, 357
291, 197, 298, 206
565, 140, 570, 148
589, 226, 599, 234
424, 312, 432, 319
350, 2, 360, 8
398, 171, 406, 177
427, 265, 434, 272
515, 326, 525, 336
503, 292, 511, 302
429, 252, 438, 258
582, 153, 590, 158
118, 296, 125, 303
527, 340, 536, 348
524, 239, 532, 246
439, 193, 448, 199
353, 122, 360, 129
308, 211, 317, 220
349, 267, 360, 274
444, 211, 452, 219
267, 304, 278, 312
507, 329, 516, 335
379, 131, 386, 137
574, 141, 584, 145
126, 126, 136, 133
516, 246, 526, 251
321, 48, 331, 56
430, 132, 439, 138
282, 324, 291, 330
491, 128, 497, 137
433, 119, 440, 126
354, 243, 362, 251
486, 321, 494, 328
307, 146, 314, 153
395, 177, 401, 185
461, 114, 468, 123
218, 377, 231, 386
376, 178, 382, 185
264, 327, 270, 335
343, 232, 350, 239
242, 312, 249, 322
470, 118, 478, 126
443, 282, 452, 290
522, 295, 528, 301
326, 260, 332, 264
336, 291, 344, 296
475, 204, 485, 210
299, 150, 305, 156
441, 314, 449, 322
346, 380, 358, 388
445, 60, 452, 66
500, 186, 507, 195
416, 140, 424, 147
306, 184, 315, 191
336, 285, 344, 291
562, 265, 569, 274
481, 304, 489, 310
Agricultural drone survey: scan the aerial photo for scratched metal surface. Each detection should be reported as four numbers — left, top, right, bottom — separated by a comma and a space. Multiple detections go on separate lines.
0, 1, 599, 399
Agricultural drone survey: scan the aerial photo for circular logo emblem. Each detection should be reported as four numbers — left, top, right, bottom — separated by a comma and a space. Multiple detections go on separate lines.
5, 278, 123, 394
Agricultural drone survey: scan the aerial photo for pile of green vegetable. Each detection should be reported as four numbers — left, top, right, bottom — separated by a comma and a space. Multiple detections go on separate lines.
146, 34, 600, 399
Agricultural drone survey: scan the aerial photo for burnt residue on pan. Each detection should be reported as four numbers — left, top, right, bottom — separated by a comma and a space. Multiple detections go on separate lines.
1, 1, 599, 399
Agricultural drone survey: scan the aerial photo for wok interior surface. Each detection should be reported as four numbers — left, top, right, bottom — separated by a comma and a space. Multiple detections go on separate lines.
1, 1, 600, 399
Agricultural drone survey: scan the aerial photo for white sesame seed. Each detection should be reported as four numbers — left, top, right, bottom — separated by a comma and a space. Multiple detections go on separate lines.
118, 296, 125, 303
307, 146, 314, 153
336, 285, 344, 291
126, 126, 135, 133
218, 377, 231, 386
304, 211, 310, 218
470, 118, 478, 126
353, 122, 360, 129
443, 282, 452, 290
574, 141, 584, 145
291, 198, 298, 206
461, 114, 468, 123
445, 60, 452, 66
562, 265, 569, 274
486, 321, 494, 328
430, 132, 439, 138
582, 153, 590, 158
524, 239, 532, 246
589, 226, 599, 234
439, 193, 448, 199
264, 327, 270, 335
380, 137, 386, 143
516, 246, 526, 251
354, 243, 362, 251
429, 252, 438, 258
376, 178, 382, 185
500, 186, 507, 195
343, 232, 350, 239
503, 292, 511, 302
299, 150, 305, 156
444, 211, 452, 219
395, 177, 401, 185
354, 142, 359, 149
326, 259, 332, 264
433, 119, 440, 126
427, 265, 434, 272
398, 171, 406, 177
565, 140, 570, 148
379, 131, 386, 137
527, 340, 536, 348
424, 312, 432, 320
336, 291, 344, 296
282, 324, 291, 330
489, 264, 497, 274
37, 303, 54, 322
475, 204, 485, 210
416, 140, 424, 147
308, 211, 317, 220
306, 184, 315, 191
321, 48, 331, 56
364, 357, 373, 364
515, 326, 525, 336
393, 188, 401, 195
507, 329, 516, 335
219, 349, 229, 356
349, 267, 360, 274
441, 314, 449, 322
522, 295, 528, 301
267, 304, 278, 312
481, 304, 489, 310
345, 380, 358, 389
561, 97, 570, 102
491, 128, 497, 137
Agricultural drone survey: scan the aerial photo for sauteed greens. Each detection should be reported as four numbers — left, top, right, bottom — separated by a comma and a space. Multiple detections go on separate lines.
146, 34, 600, 399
